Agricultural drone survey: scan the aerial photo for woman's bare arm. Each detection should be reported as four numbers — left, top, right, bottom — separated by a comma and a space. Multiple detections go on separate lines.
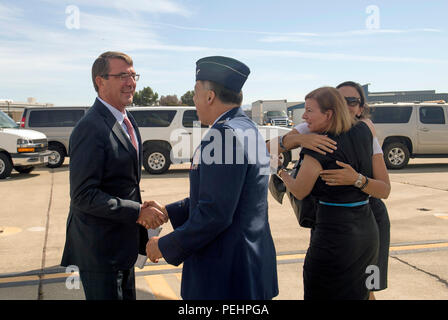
279, 154, 322, 200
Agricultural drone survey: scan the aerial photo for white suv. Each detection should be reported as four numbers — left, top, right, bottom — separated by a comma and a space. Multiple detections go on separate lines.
371, 102, 448, 169
128, 106, 298, 174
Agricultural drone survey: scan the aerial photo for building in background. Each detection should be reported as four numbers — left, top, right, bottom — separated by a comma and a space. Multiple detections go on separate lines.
287, 101, 305, 125
363, 85, 448, 104
286, 85, 448, 125
0, 98, 54, 121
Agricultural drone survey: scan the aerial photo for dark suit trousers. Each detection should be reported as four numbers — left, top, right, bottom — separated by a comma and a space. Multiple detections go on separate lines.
79, 269, 136, 300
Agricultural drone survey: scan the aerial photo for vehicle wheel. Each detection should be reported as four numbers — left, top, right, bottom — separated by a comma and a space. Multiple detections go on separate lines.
47, 144, 65, 168
0, 153, 13, 179
278, 151, 291, 168
383, 142, 410, 169
143, 147, 171, 174
14, 166, 35, 174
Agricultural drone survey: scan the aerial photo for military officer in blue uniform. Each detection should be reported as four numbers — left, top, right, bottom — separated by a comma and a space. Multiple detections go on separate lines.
145, 56, 279, 300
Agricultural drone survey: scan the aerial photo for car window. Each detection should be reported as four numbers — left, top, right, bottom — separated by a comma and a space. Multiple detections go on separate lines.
0, 110, 19, 128
419, 106, 445, 124
28, 109, 85, 127
370, 106, 413, 124
182, 110, 208, 128
130, 110, 177, 127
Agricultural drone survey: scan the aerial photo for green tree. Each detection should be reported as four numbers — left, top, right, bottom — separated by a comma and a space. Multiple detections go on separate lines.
133, 86, 158, 106
159, 95, 180, 106
181, 90, 195, 106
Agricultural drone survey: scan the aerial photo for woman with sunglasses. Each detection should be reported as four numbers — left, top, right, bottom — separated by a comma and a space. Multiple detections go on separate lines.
321, 81, 390, 300
268, 81, 390, 299
278, 86, 389, 300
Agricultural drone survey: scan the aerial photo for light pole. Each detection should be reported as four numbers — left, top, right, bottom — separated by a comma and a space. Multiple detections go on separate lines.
6, 99, 12, 118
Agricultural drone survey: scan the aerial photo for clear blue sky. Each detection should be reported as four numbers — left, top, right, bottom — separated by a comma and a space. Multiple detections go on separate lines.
1, 0, 447, 106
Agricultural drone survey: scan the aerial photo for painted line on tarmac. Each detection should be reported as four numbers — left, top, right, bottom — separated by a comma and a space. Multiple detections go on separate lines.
1, 239, 448, 288
0, 227, 22, 237
144, 274, 180, 300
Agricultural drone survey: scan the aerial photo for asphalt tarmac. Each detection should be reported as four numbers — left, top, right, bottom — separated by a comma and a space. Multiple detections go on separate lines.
0, 158, 447, 300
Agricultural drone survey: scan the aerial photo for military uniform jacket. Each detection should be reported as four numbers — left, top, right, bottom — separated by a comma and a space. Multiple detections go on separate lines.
158, 107, 279, 299
60, 98, 148, 272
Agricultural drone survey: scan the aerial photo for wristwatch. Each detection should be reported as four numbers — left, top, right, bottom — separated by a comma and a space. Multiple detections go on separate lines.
360, 177, 369, 190
279, 135, 286, 150
354, 173, 364, 188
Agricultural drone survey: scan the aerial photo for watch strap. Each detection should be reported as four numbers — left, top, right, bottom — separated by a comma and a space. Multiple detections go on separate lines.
360, 177, 369, 190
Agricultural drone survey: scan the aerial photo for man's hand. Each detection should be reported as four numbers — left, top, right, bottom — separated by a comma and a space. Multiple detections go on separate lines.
320, 160, 358, 186
137, 205, 168, 229
143, 200, 168, 217
146, 236, 162, 263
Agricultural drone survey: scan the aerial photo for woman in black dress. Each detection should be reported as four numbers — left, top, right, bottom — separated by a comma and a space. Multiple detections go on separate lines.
320, 81, 391, 299
279, 87, 390, 299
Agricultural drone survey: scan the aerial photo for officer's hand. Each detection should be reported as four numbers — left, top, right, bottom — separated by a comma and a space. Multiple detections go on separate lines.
137, 205, 167, 229
146, 237, 162, 263
143, 200, 169, 223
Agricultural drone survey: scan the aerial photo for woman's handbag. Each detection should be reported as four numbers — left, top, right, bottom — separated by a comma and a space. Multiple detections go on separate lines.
268, 160, 316, 228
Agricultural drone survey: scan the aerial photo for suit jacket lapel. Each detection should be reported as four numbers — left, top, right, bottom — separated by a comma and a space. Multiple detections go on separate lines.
93, 99, 139, 168
127, 111, 142, 181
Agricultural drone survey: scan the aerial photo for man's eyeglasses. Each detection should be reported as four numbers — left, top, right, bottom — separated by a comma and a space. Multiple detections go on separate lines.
102, 73, 140, 82
345, 96, 361, 107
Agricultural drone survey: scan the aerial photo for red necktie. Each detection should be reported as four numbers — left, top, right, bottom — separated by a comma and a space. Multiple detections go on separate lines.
123, 116, 138, 155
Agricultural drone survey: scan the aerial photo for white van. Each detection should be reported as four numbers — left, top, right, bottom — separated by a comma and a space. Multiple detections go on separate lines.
0, 110, 52, 179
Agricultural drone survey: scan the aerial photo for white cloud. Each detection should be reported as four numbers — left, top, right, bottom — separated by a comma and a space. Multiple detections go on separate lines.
0, 3, 23, 21
146, 22, 318, 36
221, 48, 448, 65
112, 0, 192, 17
134, 21, 442, 43
41, 0, 192, 17
258, 28, 443, 43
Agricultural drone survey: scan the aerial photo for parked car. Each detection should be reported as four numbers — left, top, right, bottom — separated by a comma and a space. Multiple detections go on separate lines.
128, 106, 299, 174
19, 106, 89, 168
0, 110, 51, 179
370, 102, 448, 169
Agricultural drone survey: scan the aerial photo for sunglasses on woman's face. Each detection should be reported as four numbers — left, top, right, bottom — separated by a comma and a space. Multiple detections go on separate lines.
345, 96, 361, 106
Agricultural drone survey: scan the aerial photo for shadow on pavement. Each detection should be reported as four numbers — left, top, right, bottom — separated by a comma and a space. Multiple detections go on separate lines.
389, 162, 448, 174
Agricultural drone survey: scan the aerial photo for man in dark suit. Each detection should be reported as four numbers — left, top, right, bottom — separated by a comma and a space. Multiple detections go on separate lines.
60, 51, 167, 300
146, 56, 279, 299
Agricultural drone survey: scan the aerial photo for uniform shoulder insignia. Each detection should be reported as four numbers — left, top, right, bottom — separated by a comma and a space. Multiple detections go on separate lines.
216, 117, 231, 125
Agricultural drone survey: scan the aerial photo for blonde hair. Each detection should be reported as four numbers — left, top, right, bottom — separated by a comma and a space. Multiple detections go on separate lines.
305, 86, 354, 135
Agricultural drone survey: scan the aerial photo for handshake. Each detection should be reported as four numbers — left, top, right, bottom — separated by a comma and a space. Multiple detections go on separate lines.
136, 200, 169, 230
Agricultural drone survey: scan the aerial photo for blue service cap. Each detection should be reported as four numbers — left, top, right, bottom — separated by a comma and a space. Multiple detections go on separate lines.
195, 56, 250, 93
